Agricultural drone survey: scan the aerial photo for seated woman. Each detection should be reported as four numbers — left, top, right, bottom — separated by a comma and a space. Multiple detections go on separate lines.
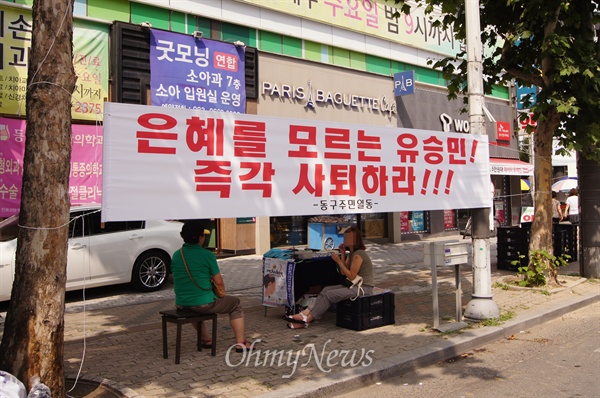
286, 226, 374, 329
171, 220, 252, 352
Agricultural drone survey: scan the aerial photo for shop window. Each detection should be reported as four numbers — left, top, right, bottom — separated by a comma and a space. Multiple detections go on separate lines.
443, 210, 458, 231
416, 66, 442, 86
88, 0, 129, 22
194, 16, 211, 37
270, 216, 308, 247
283, 36, 302, 58
365, 54, 391, 75
170, 11, 187, 34
350, 51, 366, 71
360, 213, 387, 239
490, 85, 510, 100
130, 1, 170, 30
259, 31, 283, 54
393, 61, 408, 72
332, 47, 351, 68
400, 211, 430, 234
457, 209, 470, 231
221, 22, 256, 48
304, 40, 322, 63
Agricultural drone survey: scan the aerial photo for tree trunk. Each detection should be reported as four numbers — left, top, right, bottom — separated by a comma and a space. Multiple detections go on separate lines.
0, 0, 76, 395
529, 107, 560, 259
578, 153, 600, 278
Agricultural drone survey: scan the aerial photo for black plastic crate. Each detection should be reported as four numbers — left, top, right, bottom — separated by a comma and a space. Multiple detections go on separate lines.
497, 227, 529, 239
553, 224, 578, 261
497, 243, 529, 253
500, 249, 528, 259
336, 290, 395, 331
497, 255, 525, 271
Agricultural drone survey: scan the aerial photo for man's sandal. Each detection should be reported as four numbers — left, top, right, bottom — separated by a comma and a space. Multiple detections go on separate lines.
235, 340, 253, 353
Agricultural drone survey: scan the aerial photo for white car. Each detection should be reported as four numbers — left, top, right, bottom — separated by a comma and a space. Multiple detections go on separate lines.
0, 206, 184, 301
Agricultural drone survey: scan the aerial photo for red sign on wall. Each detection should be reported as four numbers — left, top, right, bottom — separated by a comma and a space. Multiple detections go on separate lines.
496, 121, 511, 141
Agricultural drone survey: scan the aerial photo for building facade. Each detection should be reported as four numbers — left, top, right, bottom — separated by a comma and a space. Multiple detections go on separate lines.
0, 0, 528, 253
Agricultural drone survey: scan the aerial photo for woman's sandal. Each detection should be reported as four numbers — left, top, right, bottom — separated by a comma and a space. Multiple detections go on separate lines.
235, 340, 253, 353
285, 312, 308, 324
287, 322, 308, 329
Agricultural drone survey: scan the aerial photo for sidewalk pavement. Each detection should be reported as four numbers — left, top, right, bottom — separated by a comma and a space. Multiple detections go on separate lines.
3, 235, 599, 397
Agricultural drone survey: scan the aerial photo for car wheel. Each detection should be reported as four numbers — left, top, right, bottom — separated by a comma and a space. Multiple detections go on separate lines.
131, 250, 169, 292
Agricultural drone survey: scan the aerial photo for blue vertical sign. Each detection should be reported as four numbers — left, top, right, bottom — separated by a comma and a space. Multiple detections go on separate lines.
516, 82, 537, 110
412, 211, 425, 231
394, 70, 415, 97
149, 29, 246, 113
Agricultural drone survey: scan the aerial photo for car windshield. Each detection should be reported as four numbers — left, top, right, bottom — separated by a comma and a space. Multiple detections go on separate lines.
0, 215, 19, 242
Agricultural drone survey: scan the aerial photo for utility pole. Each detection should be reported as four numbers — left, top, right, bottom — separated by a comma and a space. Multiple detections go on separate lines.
463, 0, 499, 320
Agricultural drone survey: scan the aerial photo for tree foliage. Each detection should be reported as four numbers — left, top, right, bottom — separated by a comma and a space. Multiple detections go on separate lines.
395, 0, 599, 273
397, 0, 599, 158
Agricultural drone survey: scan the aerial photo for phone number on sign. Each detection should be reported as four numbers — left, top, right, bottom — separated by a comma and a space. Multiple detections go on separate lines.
73, 101, 102, 114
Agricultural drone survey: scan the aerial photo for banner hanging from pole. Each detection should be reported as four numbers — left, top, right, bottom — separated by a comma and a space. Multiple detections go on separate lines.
101, 102, 491, 221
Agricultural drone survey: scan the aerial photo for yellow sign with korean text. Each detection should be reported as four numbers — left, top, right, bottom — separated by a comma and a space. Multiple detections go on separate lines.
237, 0, 463, 56
0, 5, 109, 121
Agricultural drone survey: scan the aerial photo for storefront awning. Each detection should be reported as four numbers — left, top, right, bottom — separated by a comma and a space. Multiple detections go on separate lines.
489, 158, 534, 176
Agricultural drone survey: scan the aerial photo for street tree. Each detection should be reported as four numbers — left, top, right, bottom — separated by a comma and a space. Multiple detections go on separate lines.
396, 0, 600, 280
0, 0, 77, 395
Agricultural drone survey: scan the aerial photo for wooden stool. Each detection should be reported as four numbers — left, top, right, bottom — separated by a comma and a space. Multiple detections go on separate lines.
160, 309, 217, 364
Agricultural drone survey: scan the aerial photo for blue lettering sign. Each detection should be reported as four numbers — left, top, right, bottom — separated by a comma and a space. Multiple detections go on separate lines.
394, 70, 415, 97
149, 29, 246, 113
516, 83, 537, 110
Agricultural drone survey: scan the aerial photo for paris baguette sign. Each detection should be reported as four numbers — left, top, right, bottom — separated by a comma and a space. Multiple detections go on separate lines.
261, 80, 397, 117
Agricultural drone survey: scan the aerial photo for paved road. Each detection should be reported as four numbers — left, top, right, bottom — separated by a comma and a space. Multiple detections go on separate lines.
332, 300, 600, 398
1, 237, 597, 398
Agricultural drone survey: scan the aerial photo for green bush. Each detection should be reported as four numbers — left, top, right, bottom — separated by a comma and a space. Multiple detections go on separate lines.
511, 249, 570, 287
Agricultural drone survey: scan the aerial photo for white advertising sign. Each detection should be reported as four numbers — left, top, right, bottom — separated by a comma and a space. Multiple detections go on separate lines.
102, 103, 491, 221
521, 206, 535, 223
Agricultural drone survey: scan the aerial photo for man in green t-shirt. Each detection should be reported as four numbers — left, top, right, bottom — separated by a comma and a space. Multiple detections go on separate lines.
171, 220, 253, 352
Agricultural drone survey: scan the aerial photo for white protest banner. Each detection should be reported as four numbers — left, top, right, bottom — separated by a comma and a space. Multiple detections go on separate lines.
102, 102, 491, 221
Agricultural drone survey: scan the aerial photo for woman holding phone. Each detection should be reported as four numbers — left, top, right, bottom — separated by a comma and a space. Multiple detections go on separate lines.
285, 226, 374, 329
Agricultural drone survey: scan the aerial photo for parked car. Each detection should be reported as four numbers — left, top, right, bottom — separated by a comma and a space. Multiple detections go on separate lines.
0, 205, 183, 301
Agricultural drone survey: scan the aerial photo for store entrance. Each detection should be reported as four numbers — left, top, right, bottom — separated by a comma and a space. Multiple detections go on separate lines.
270, 213, 388, 248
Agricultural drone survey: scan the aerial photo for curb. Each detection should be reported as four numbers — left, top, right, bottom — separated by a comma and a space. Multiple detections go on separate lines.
256, 289, 600, 398
66, 375, 145, 398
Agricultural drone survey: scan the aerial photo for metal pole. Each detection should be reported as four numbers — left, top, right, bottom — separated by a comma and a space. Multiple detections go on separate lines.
455, 264, 462, 323
463, 0, 499, 320
430, 243, 440, 330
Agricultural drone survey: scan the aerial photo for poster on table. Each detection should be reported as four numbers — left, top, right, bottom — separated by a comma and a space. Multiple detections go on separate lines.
0, 117, 103, 218
149, 29, 246, 113
262, 258, 295, 308
101, 102, 491, 222
0, 5, 109, 121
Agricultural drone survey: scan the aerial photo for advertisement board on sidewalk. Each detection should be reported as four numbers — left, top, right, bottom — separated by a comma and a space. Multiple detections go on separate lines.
262, 258, 295, 308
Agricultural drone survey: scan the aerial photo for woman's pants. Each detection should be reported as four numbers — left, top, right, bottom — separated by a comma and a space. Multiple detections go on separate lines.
308, 284, 373, 319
